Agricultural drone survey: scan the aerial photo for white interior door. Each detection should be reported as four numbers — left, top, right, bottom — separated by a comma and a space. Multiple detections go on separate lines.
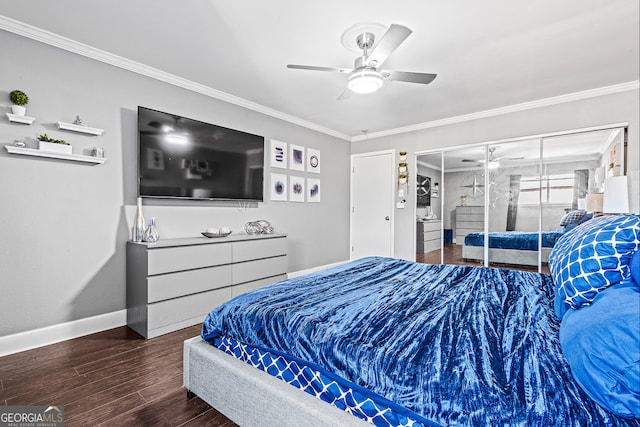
350, 151, 395, 259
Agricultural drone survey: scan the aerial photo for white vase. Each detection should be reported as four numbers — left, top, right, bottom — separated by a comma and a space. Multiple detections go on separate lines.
132, 197, 146, 242
143, 217, 159, 243
11, 105, 26, 116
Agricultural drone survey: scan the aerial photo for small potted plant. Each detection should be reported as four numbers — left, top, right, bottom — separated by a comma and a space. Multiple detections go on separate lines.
37, 133, 72, 154
399, 151, 407, 162
9, 90, 29, 116
398, 162, 408, 173
398, 173, 408, 185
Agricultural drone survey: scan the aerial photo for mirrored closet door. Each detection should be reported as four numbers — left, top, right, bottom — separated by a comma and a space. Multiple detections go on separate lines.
486, 138, 543, 272
415, 125, 626, 272
415, 152, 443, 264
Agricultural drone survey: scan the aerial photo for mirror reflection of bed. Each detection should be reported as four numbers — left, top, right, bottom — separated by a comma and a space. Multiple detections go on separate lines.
416, 126, 626, 274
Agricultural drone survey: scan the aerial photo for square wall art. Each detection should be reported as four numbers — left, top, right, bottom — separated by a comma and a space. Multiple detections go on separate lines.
289, 175, 305, 202
289, 144, 305, 172
270, 140, 288, 169
270, 173, 288, 201
307, 178, 320, 203
307, 148, 320, 174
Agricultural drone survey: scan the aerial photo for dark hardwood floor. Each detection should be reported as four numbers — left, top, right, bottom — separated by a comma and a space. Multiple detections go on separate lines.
0, 325, 237, 427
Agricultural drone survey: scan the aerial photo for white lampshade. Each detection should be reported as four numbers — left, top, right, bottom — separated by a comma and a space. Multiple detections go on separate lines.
603, 176, 630, 213
585, 193, 603, 213
347, 70, 384, 94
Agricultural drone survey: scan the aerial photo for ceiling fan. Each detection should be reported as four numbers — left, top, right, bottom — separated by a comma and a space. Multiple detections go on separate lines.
461, 147, 524, 168
287, 24, 436, 98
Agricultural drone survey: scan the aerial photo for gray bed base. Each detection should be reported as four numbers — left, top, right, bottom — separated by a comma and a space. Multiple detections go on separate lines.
183, 336, 370, 427
462, 245, 552, 267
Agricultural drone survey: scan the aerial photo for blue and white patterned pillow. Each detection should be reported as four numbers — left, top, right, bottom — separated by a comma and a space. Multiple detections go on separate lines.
559, 209, 586, 226
549, 214, 640, 319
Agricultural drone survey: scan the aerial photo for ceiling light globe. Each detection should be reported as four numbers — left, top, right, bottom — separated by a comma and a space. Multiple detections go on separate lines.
348, 70, 384, 94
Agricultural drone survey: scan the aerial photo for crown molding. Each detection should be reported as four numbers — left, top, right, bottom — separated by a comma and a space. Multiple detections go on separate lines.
2, 15, 637, 144
0, 16, 352, 141
350, 80, 640, 142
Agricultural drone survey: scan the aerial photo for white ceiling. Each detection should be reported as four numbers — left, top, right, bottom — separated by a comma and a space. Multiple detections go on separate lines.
0, 0, 638, 140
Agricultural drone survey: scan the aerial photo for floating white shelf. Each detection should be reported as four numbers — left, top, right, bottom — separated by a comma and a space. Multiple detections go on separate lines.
4, 145, 107, 164
56, 121, 104, 136
6, 113, 36, 125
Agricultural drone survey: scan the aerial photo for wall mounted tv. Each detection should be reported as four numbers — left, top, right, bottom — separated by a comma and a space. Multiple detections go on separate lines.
138, 107, 264, 201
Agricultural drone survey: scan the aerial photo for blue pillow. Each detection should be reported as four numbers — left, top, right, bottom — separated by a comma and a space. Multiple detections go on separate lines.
559, 209, 586, 226
560, 282, 640, 418
560, 212, 595, 234
579, 211, 594, 224
631, 250, 640, 285
549, 214, 640, 319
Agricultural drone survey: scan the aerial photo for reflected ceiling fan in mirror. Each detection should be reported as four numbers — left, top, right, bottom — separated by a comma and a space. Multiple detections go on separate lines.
461, 147, 524, 169
287, 24, 437, 99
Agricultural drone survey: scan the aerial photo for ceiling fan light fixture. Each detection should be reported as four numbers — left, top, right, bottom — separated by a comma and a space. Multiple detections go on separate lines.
347, 70, 384, 94
166, 133, 189, 145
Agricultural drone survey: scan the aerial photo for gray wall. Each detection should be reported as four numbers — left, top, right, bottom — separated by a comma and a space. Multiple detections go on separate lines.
0, 30, 350, 336
352, 90, 640, 260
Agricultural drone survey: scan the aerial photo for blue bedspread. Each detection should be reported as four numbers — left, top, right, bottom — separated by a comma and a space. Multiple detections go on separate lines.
202, 257, 638, 426
464, 230, 564, 250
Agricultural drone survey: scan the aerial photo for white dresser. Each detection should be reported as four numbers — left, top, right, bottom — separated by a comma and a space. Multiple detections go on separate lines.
127, 233, 287, 338
417, 220, 442, 253
455, 206, 484, 245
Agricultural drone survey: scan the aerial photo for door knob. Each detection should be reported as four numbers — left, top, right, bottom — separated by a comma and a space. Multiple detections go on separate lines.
385, 216, 390, 220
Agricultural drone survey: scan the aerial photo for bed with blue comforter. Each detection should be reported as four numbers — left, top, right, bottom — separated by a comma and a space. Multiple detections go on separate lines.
463, 230, 564, 250
461, 210, 594, 266
200, 214, 640, 427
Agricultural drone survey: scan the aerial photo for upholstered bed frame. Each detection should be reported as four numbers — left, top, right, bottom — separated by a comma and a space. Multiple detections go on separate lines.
462, 245, 553, 267
183, 336, 369, 427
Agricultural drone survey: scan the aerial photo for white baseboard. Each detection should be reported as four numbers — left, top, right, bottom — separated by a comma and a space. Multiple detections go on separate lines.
0, 310, 127, 357
0, 262, 350, 358
287, 260, 350, 279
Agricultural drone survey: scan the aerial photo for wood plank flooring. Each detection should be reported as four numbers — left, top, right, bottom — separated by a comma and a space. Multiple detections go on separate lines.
0, 325, 237, 427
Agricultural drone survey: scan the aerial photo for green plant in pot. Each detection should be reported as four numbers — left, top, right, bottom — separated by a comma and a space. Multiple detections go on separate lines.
37, 134, 68, 145
37, 133, 72, 154
9, 90, 29, 116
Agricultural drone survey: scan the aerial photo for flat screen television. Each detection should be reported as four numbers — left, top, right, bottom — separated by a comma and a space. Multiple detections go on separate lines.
137, 106, 264, 201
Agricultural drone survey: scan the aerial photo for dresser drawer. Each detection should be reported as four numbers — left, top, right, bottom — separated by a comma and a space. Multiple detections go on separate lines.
232, 274, 287, 297
456, 206, 485, 214
147, 264, 232, 303
457, 220, 484, 230
147, 286, 232, 331
423, 230, 441, 242
422, 221, 442, 233
233, 255, 288, 284
147, 243, 232, 275
424, 239, 441, 253
233, 237, 287, 262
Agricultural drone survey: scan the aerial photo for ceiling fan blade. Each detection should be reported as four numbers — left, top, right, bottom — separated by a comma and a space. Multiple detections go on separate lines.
287, 64, 352, 73
337, 88, 352, 101
385, 70, 437, 85
365, 24, 412, 67
461, 159, 481, 163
